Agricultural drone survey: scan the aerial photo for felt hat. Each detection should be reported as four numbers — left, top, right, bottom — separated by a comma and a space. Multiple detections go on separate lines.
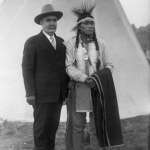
34, 4, 63, 24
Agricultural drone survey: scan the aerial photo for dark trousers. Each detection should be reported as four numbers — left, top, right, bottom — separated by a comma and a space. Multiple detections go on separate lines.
33, 101, 62, 150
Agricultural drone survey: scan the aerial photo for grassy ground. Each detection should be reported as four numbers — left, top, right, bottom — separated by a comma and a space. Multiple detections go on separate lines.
0, 115, 149, 150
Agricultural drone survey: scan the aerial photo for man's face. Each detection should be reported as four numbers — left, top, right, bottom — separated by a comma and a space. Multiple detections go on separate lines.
79, 20, 95, 36
40, 15, 57, 35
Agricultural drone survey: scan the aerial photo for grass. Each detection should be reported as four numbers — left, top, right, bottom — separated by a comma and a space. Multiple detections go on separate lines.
0, 115, 149, 150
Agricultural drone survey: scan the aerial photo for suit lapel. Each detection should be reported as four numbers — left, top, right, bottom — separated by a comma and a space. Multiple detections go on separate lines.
54, 34, 63, 51
38, 31, 64, 53
39, 31, 56, 52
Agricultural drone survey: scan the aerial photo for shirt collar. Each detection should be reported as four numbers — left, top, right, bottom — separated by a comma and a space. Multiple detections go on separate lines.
42, 30, 55, 41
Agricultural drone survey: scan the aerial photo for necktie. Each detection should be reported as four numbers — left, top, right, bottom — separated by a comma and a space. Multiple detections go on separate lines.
50, 36, 56, 49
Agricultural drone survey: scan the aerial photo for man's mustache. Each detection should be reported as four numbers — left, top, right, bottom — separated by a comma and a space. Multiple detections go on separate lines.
48, 26, 56, 29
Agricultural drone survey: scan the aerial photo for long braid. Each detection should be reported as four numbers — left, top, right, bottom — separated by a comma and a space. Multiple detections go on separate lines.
93, 32, 101, 70
75, 29, 80, 49
93, 31, 99, 51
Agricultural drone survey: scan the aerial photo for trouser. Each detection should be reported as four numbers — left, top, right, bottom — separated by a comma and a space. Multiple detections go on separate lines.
66, 98, 101, 150
72, 111, 100, 150
33, 102, 62, 150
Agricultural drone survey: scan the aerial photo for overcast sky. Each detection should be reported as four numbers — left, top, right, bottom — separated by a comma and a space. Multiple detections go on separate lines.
120, 0, 150, 27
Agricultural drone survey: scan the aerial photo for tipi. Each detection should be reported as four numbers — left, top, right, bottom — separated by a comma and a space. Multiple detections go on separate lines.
0, 0, 150, 121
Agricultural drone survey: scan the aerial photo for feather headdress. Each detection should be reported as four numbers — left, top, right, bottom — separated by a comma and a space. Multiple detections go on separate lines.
72, 0, 96, 30
72, 0, 99, 51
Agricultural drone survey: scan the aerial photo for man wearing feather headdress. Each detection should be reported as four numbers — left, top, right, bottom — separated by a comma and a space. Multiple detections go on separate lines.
65, 1, 114, 150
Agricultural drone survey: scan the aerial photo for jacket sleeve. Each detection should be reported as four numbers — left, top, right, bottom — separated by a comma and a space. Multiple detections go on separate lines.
65, 40, 88, 82
22, 39, 36, 97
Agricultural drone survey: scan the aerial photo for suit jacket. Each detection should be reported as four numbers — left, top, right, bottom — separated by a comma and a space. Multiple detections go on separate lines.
22, 31, 69, 103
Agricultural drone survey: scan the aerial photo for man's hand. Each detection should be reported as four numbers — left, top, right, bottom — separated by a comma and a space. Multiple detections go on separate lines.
26, 96, 36, 106
85, 78, 96, 88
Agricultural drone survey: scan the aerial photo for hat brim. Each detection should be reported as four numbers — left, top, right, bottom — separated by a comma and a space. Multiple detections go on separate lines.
34, 11, 63, 24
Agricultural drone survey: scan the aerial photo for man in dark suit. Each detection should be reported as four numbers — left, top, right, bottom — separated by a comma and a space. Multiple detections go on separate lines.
22, 4, 68, 150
